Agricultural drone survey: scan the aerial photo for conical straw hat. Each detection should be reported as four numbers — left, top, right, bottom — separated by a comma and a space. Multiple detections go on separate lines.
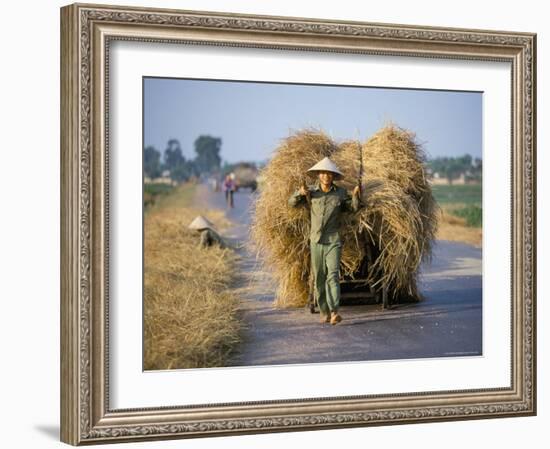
306, 157, 344, 180
188, 215, 214, 230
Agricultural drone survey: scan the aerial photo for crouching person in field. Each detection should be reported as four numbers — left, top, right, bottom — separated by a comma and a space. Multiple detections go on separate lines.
288, 157, 362, 325
188, 215, 226, 249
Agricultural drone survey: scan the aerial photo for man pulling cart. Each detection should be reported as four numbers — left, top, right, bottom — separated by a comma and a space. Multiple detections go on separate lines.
288, 157, 363, 325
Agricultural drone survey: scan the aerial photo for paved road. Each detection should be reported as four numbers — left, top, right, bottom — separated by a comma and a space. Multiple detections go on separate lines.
193, 183, 482, 367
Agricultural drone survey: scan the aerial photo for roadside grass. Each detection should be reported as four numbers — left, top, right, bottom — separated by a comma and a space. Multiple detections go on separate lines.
144, 183, 241, 370
144, 183, 175, 209
432, 184, 482, 247
436, 209, 482, 247
449, 204, 482, 227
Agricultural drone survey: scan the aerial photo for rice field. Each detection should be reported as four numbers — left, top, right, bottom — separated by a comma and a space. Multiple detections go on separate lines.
431, 184, 482, 207
432, 184, 482, 247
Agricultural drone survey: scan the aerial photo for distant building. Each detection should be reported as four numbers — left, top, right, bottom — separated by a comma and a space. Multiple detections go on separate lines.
144, 176, 177, 186
428, 172, 479, 186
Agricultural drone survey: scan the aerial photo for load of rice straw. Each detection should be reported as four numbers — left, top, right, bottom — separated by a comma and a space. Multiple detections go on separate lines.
249, 129, 337, 307
250, 125, 438, 308
334, 125, 439, 301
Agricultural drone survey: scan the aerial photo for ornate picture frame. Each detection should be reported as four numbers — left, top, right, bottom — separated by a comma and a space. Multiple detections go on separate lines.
60, 3, 536, 445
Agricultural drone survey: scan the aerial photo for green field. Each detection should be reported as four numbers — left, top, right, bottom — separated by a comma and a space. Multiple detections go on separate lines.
431, 184, 482, 206
144, 183, 176, 209
431, 184, 482, 227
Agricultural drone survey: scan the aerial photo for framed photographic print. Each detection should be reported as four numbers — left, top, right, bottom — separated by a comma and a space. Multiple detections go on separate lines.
60, 2, 537, 445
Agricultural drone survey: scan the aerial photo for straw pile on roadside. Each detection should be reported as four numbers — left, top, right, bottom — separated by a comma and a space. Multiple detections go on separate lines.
250, 125, 438, 307
144, 186, 241, 370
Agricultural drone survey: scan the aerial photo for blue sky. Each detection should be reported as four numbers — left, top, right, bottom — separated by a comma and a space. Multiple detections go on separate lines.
144, 77, 482, 164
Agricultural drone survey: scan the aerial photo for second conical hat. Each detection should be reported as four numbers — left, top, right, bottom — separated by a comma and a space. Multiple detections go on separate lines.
306, 157, 344, 180
188, 215, 214, 230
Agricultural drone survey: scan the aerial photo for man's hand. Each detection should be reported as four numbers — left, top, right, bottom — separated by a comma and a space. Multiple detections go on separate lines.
352, 185, 361, 197
299, 185, 309, 196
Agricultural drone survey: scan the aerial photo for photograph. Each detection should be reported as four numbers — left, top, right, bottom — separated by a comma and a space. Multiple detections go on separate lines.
142, 77, 483, 371
59, 3, 536, 444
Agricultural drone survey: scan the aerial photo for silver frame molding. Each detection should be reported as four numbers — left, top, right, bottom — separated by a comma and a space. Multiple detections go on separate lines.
60, 3, 537, 445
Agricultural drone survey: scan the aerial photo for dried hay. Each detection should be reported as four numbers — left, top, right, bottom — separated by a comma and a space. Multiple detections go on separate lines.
250, 129, 337, 307
144, 186, 241, 369
250, 125, 439, 307
335, 125, 439, 300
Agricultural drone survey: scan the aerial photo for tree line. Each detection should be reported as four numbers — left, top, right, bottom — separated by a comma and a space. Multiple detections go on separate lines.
146, 138, 481, 186
144, 135, 222, 182
427, 154, 482, 184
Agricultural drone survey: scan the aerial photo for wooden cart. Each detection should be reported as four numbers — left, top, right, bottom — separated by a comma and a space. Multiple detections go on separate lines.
307, 242, 390, 313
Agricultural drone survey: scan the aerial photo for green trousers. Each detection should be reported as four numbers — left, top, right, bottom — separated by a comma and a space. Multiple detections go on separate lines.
310, 240, 342, 315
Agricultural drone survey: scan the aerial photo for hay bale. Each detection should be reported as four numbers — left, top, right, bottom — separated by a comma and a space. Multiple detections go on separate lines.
250, 129, 337, 307
334, 125, 439, 300
250, 125, 438, 307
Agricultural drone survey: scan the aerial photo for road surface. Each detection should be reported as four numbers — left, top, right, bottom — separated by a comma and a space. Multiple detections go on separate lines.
193, 183, 482, 367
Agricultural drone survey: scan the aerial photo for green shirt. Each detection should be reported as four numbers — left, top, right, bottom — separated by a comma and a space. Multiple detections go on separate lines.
288, 181, 362, 244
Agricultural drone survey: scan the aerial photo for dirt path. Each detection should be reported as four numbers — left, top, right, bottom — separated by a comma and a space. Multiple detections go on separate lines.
193, 183, 483, 367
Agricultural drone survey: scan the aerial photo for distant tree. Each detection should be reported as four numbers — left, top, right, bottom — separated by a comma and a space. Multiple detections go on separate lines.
471, 157, 483, 180
171, 160, 198, 181
144, 146, 162, 178
444, 159, 465, 184
221, 160, 233, 174
428, 154, 479, 184
428, 157, 450, 180
163, 139, 185, 168
194, 135, 222, 174
163, 139, 190, 182
458, 154, 472, 167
